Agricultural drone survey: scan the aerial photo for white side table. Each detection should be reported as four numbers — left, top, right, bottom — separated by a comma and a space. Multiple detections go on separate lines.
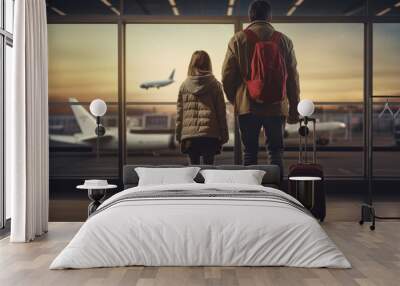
77, 184, 117, 217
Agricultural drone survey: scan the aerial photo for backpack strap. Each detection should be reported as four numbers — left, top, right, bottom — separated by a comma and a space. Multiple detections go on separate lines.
243, 29, 258, 82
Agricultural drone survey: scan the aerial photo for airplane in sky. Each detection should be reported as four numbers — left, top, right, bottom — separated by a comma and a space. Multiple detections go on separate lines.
140, 69, 175, 90
49, 98, 175, 151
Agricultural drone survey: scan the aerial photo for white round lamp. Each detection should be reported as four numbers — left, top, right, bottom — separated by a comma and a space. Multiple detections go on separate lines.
89, 99, 107, 151
90, 99, 107, 117
297, 99, 315, 118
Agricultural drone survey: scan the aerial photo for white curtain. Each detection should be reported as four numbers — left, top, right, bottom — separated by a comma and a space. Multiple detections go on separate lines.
7, 0, 49, 242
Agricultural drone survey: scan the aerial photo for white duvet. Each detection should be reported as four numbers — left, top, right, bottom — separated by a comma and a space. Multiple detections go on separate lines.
50, 183, 351, 269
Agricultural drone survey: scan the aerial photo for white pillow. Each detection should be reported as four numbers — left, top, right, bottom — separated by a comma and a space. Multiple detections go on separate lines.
200, 169, 266, 185
135, 167, 201, 186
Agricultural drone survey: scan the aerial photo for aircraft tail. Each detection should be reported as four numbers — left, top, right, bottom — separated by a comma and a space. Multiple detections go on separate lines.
169, 69, 175, 80
69, 98, 97, 135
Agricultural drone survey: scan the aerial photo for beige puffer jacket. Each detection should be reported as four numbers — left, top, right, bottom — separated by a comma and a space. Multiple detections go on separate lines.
175, 74, 229, 144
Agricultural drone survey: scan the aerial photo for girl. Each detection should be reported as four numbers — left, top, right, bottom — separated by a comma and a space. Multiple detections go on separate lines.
176, 50, 229, 165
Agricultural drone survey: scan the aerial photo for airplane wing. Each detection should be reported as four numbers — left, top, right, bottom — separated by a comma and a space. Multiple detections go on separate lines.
129, 129, 174, 134
285, 122, 346, 135
50, 134, 113, 144
49, 135, 80, 144
76, 134, 114, 143
285, 124, 299, 135
316, 122, 346, 132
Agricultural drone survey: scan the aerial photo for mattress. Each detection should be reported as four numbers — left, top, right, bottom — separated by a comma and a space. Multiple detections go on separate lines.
50, 183, 350, 269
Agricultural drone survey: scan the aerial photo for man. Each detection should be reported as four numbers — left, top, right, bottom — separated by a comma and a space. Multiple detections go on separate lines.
222, 0, 300, 175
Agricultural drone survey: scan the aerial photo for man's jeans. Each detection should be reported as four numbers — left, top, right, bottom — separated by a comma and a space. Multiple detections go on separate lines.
238, 114, 285, 176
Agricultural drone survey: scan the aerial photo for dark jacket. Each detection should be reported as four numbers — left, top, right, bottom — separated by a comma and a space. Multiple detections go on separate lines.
176, 74, 229, 144
222, 21, 300, 121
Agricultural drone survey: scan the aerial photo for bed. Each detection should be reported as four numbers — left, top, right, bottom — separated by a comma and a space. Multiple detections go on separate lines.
50, 165, 350, 269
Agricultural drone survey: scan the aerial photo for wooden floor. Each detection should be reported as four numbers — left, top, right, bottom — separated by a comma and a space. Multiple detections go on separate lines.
0, 222, 399, 286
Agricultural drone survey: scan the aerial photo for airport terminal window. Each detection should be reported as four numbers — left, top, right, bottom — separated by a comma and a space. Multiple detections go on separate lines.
373, 24, 400, 97
45, 1, 400, 183
273, 23, 364, 103
373, 24, 400, 177
48, 24, 119, 177
126, 24, 233, 102
49, 103, 119, 177
372, 98, 400, 177
48, 24, 118, 103
125, 24, 235, 165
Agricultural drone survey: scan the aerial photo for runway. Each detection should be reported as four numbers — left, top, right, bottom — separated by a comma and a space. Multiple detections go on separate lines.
50, 149, 400, 178
49, 131, 400, 178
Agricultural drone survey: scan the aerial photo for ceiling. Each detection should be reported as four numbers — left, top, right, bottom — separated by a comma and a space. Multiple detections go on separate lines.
45, 0, 400, 17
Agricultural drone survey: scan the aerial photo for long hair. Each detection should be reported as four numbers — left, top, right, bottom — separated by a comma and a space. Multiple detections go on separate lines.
187, 50, 212, 76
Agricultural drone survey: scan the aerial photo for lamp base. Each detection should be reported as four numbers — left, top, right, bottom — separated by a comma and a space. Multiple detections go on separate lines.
298, 125, 310, 137
95, 125, 106, 136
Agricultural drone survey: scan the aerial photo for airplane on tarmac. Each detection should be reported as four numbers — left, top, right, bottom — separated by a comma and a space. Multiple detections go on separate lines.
224, 109, 346, 147
140, 69, 175, 90
50, 98, 346, 151
223, 121, 346, 148
49, 98, 175, 151
284, 121, 347, 145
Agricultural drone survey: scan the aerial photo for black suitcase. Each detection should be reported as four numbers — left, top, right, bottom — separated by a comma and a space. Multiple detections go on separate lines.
288, 118, 326, 221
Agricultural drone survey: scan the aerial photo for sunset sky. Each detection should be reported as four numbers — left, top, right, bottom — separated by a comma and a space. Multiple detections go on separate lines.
48, 23, 400, 103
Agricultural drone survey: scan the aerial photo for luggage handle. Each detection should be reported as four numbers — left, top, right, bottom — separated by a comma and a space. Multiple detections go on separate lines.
298, 118, 316, 164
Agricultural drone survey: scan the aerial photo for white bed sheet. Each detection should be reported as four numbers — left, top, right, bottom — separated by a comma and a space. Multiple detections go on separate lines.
50, 183, 350, 269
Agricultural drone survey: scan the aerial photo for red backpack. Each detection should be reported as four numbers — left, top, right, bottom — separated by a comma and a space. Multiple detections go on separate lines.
244, 29, 287, 104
